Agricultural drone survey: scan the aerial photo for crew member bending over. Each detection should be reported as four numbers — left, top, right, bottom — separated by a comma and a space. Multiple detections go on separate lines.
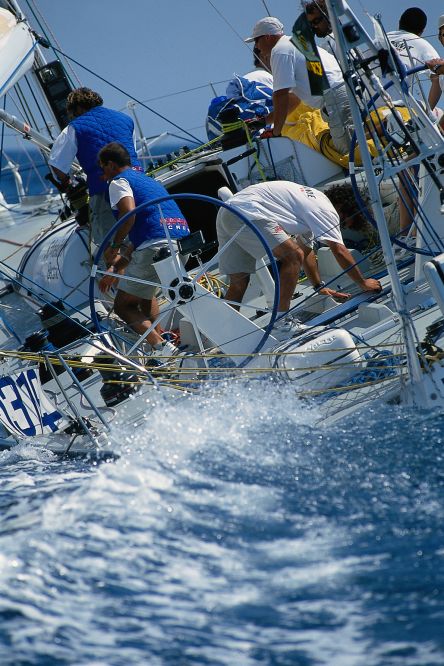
98, 142, 190, 355
49, 88, 141, 245
216, 181, 381, 339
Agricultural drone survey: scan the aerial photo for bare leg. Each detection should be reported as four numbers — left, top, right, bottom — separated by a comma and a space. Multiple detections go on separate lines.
140, 296, 161, 334
114, 290, 164, 346
272, 239, 303, 311
224, 273, 250, 310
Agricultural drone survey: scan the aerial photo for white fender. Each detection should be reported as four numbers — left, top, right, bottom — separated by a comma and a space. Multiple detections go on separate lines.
271, 328, 362, 390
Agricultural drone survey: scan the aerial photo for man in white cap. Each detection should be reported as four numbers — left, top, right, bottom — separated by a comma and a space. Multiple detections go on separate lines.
245, 16, 354, 154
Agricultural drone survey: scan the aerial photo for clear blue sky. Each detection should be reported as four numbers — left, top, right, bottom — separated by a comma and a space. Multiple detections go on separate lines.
25, 0, 444, 143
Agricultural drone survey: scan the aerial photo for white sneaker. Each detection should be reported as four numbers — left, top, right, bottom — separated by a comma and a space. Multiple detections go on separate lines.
144, 341, 179, 368
152, 341, 179, 358
393, 235, 416, 260
271, 315, 307, 341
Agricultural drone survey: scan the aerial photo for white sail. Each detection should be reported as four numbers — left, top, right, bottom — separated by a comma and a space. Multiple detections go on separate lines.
0, 7, 35, 98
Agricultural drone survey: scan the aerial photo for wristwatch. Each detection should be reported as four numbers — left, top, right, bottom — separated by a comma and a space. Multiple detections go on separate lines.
432, 63, 442, 74
314, 281, 326, 290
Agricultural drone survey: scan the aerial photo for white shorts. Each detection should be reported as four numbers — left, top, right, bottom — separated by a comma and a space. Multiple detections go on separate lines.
216, 207, 288, 275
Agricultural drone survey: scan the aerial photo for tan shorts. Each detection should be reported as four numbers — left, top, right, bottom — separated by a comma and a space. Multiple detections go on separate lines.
216, 207, 289, 275
89, 193, 116, 246
118, 243, 187, 300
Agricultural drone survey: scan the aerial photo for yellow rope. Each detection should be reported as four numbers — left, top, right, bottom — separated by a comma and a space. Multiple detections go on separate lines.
0, 344, 407, 368
103, 370, 402, 398
145, 136, 222, 177
195, 271, 227, 297
220, 119, 267, 182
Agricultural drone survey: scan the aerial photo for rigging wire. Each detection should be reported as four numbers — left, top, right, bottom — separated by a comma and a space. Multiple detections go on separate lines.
135, 80, 231, 107
0, 96, 6, 190
206, 0, 252, 46
23, 73, 54, 138
17, 140, 50, 191
13, 81, 37, 128
49, 45, 202, 144
261, 0, 271, 16
23, 0, 81, 88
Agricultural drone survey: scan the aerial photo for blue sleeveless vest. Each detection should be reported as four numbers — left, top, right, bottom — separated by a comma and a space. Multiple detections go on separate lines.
70, 107, 140, 196
112, 168, 189, 249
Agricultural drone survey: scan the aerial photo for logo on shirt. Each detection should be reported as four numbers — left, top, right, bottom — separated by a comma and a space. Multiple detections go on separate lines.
390, 40, 409, 54
300, 186, 317, 199
160, 217, 189, 232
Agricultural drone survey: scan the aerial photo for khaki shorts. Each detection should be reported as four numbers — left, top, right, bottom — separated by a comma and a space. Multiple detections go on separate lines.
216, 207, 288, 275
89, 193, 116, 245
118, 243, 187, 299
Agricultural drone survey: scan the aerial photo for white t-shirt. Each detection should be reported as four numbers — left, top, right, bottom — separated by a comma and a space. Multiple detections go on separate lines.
387, 30, 439, 87
388, 30, 439, 67
242, 68, 273, 89
48, 124, 78, 174
320, 35, 338, 57
109, 177, 133, 210
226, 180, 343, 244
271, 36, 344, 109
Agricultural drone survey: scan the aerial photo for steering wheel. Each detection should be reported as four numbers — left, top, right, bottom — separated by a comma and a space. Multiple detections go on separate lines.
88, 192, 280, 369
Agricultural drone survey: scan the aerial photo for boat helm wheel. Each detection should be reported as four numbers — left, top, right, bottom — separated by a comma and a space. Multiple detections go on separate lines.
89, 193, 280, 368
168, 276, 196, 304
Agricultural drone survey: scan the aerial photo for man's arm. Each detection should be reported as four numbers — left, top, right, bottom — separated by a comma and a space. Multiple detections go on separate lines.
265, 90, 300, 121
428, 74, 442, 111
270, 88, 291, 136
327, 241, 381, 291
98, 251, 131, 293
103, 195, 136, 264
48, 125, 78, 186
298, 240, 351, 300
50, 166, 71, 188
113, 196, 136, 245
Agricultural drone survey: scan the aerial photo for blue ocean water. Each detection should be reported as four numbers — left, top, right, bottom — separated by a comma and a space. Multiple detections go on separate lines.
0, 380, 443, 665
0, 147, 50, 202
0, 135, 202, 205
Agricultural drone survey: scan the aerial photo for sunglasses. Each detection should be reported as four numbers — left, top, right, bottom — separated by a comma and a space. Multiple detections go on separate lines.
439, 30, 444, 38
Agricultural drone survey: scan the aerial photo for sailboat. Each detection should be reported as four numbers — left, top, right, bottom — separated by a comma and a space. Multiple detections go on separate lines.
0, 0, 444, 455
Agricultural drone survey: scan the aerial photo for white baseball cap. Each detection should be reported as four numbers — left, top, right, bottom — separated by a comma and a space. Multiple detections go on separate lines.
439, 15, 444, 29
245, 17, 284, 43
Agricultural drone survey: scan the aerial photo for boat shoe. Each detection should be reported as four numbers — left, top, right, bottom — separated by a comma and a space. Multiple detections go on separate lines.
271, 315, 307, 341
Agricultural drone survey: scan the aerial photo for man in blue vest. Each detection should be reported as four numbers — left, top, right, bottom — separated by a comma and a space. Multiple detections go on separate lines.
97, 142, 190, 356
49, 87, 141, 244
